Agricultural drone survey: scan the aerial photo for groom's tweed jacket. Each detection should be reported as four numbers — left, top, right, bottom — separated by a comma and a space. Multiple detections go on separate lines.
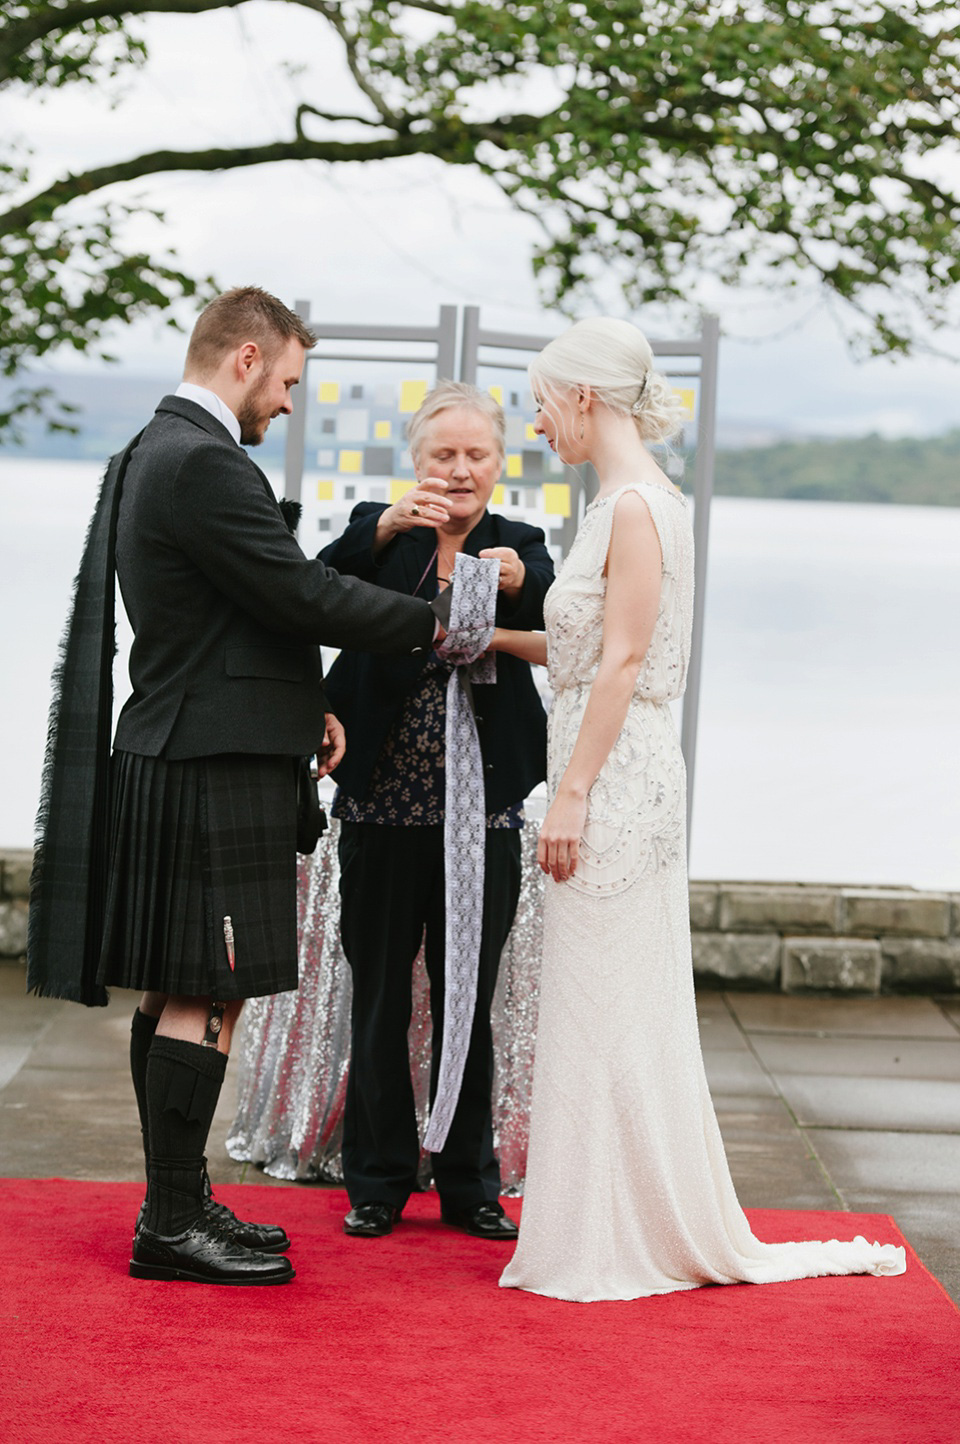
114, 396, 436, 760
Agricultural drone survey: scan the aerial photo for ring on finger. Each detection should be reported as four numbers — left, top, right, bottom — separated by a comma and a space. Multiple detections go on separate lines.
411, 503, 421, 517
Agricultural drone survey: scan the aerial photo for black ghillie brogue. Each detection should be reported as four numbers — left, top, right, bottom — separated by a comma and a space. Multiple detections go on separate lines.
200, 1197, 291, 1253
201, 1171, 290, 1253
134, 1171, 291, 1254
129, 1217, 295, 1286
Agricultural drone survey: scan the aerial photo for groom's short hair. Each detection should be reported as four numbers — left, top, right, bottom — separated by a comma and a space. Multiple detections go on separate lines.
186, 287, 317, 377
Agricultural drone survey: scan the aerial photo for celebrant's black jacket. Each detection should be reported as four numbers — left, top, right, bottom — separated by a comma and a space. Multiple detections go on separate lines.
113, 397, 436, 760
319, 503, 554, 813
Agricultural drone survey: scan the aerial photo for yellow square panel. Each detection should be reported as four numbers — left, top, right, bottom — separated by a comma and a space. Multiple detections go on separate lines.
316, 480, 334, 501
318, 382, 340, 404
542, 483, 571, 517
488, 385, 504, 405
491, 484, 506, 505
400, 380, 428, 414
390, 479, 416, 503
339, 450, 363, 474
506, 454, 523, 479
525, 423, 539, 441
673, 387, 695, 419
374, 419, 392, 440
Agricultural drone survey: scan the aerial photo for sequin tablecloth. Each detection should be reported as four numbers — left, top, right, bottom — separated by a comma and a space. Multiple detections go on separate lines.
226, 820, 545, 1194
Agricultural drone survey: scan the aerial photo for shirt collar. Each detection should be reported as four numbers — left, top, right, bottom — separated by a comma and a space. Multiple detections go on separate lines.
175, 381, 242, 445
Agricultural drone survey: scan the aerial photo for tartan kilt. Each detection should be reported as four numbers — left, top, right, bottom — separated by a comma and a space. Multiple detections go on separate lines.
97, 750, 299, 1000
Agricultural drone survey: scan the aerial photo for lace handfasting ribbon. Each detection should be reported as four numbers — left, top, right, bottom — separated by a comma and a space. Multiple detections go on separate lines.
422, 552, 500, 1153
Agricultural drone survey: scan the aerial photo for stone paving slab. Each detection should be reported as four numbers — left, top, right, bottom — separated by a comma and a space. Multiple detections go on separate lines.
749, 1034, 960, 1081
811, 1128, 960, 1196
694, 999, 748, 1051
726, 993, 958, 1039
712, 1094, 839, 1213
775, 1075, 960, 1133
701, 1048, 780, 1097
939, 998, 960, 1032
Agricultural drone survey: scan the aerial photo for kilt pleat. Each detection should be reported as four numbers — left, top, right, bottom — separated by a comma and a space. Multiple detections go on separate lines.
97, 751, 299, 1000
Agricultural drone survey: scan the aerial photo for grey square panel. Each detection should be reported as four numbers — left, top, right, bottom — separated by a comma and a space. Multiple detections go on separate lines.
505, 415, 526, 447
363, 446, 394, 476
522, 449, 544, 479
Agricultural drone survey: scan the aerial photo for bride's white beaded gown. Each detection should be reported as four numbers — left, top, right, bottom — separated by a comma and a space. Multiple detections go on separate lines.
499, 481, 905, 1302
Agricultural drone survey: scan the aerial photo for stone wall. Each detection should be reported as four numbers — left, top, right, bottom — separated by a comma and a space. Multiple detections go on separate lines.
1, 847, 957, 993
0, 849, 31, 962
690, 881, 960, 993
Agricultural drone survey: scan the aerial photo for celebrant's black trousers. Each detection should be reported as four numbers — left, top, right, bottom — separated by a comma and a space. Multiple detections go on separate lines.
338, 822, 522, 1213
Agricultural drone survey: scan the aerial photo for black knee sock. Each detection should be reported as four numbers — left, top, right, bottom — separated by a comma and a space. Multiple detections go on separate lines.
130, 1009, 160, 1180
143, 1036, 228, 1236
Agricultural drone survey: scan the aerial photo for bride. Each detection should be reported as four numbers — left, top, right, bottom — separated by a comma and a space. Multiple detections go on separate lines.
490, 317, 905, 1301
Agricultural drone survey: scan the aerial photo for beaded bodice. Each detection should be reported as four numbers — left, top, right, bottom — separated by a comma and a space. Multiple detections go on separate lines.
544, 481, 693, 701
543, 481, 695, 895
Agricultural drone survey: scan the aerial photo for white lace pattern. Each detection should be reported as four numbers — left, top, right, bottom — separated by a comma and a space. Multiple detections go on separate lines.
422, 552, 500, 1153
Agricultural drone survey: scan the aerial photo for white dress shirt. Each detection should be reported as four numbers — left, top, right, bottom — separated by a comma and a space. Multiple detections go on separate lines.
174, 381, 241, 445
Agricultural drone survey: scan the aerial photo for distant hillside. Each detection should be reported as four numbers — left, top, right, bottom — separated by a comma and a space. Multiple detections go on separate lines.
0, 373, 286, 467
2, 373, 958, 505
715, 430, 960, 506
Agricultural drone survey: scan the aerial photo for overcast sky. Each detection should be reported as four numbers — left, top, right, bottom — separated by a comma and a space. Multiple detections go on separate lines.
7, 4, 960, 442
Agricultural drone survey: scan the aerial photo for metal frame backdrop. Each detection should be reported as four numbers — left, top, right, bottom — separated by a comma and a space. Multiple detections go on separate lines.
282, 303, 719, 847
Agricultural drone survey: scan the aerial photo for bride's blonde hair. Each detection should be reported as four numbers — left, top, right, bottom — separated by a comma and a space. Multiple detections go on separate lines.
529, 317, 687, 445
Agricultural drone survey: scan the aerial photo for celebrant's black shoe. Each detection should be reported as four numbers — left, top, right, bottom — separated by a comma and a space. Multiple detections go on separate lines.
441, 1201, 519, 1240
343, 1203, 401, 1238
129, 1219, 295, 1285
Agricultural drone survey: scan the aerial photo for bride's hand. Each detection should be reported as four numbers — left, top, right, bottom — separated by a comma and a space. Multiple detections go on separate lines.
537, 790, 587, 883
316, 712, 346, 777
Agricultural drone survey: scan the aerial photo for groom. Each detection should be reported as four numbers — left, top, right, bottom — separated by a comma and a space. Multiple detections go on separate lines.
28, 286, 446, 1286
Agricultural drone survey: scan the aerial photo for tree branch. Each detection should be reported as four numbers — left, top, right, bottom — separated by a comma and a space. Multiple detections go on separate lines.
316, 0, 401, 128
0, 0, 243, 84
295, 102, 391, 135
0, 129, 463, 237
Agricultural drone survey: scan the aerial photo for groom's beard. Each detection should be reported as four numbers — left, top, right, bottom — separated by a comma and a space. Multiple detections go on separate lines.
236, 373, 273, 446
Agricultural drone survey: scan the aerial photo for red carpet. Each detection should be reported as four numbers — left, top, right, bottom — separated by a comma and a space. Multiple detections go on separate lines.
0, 1181, 956, 1444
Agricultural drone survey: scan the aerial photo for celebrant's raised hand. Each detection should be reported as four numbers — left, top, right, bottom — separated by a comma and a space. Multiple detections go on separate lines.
373, 478, 450, 552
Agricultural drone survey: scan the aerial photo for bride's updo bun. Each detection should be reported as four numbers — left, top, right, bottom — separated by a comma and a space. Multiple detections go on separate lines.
529, 317, 688, 445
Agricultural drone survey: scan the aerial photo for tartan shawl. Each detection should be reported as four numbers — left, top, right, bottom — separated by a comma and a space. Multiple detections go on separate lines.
26, 432, 142, 1006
